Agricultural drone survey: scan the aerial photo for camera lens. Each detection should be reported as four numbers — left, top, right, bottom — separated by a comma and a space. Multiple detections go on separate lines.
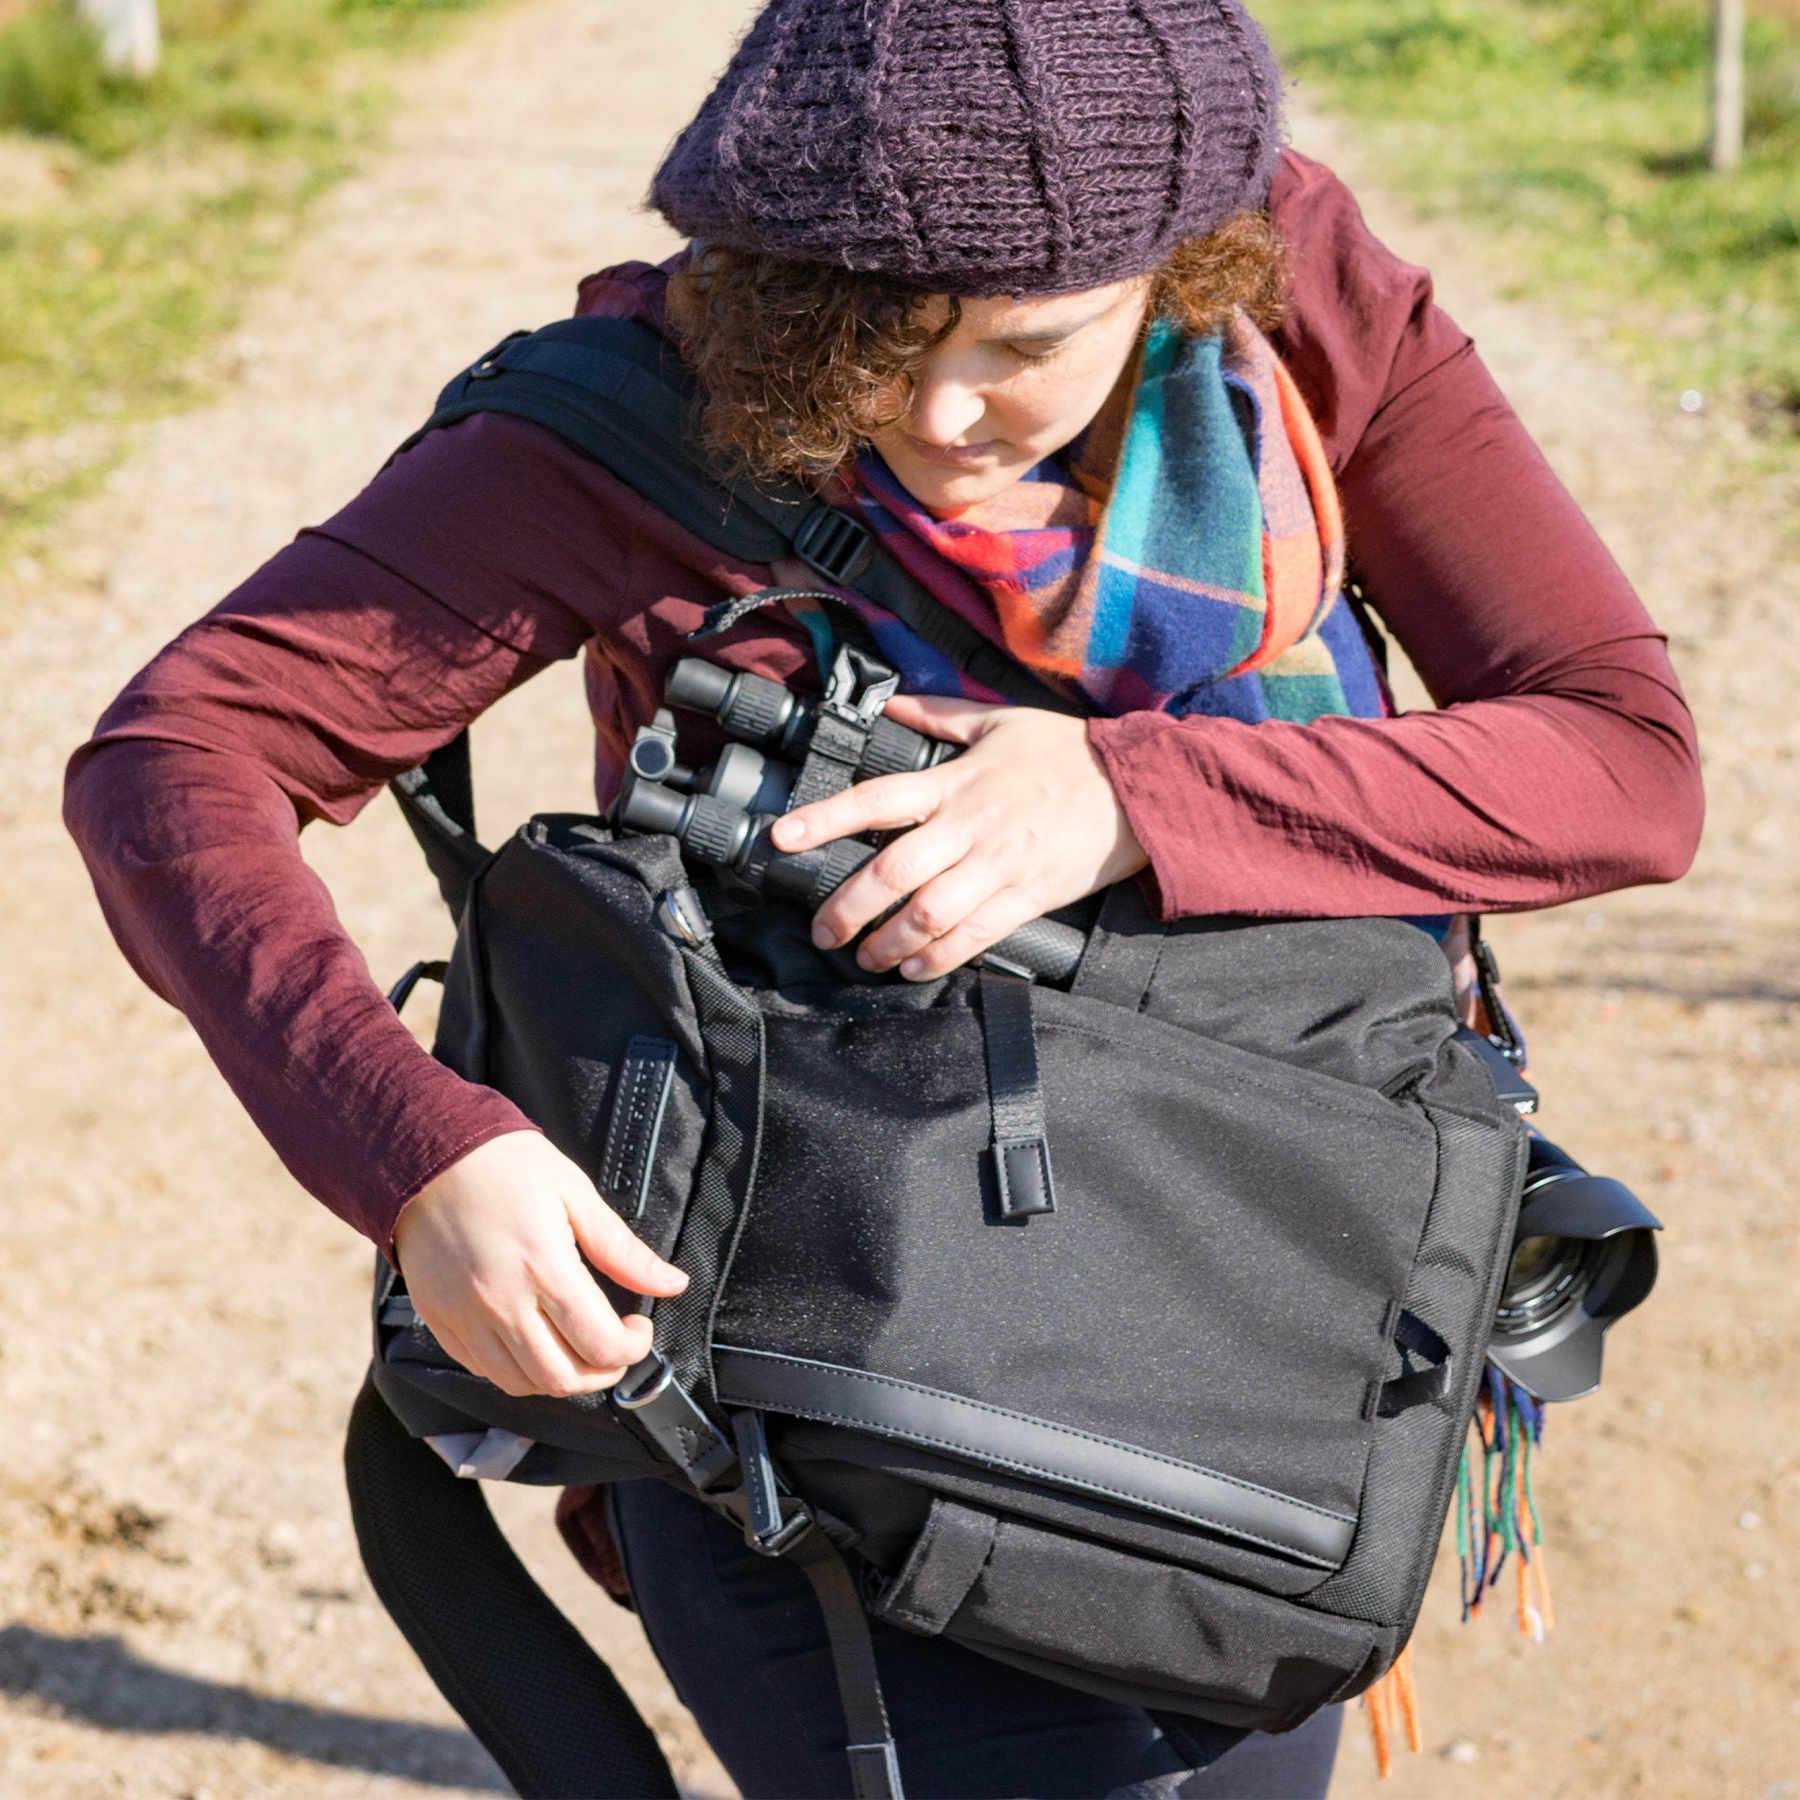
1494, 1234, 1598, 1338
1484, 1135, 1661, 1403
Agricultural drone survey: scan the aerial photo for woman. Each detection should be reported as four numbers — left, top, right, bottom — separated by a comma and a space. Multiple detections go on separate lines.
64, 0, 1701, 1793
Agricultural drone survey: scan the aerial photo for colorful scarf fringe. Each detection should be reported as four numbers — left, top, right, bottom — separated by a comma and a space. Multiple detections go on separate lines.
1361, 1364, 1555, 1777
1457, 1365, 1555, 1638
805, 311, 1388, 731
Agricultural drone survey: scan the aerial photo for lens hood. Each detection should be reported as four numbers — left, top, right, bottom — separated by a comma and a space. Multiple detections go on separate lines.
1486, 1139, 1662, 1403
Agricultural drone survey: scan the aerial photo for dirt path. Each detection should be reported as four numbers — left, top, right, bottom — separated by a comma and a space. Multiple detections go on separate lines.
1, 5, 1794, 1794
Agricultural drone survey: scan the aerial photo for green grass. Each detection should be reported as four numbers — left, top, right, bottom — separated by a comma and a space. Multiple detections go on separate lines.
0, 0, 498, 564
1256, 0, 1800, 446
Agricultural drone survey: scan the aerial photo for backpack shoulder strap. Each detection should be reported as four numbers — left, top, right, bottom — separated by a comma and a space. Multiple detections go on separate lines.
388, 316, 1084, 919
397, 316, 1080, 716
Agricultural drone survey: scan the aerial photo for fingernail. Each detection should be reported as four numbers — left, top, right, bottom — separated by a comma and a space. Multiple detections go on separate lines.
777, 817, 807, 847
813, 923, 836, 949
900, 957, 925, 979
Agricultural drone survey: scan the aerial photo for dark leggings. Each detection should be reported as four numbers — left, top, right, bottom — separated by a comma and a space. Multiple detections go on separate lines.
610, 1480, 1342, 1800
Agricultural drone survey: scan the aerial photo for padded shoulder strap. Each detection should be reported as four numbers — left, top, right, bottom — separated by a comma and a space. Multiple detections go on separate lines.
397, 317, 1080, 716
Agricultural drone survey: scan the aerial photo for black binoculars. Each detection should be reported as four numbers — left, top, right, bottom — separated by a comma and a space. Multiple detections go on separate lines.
617, 652, 1088, 983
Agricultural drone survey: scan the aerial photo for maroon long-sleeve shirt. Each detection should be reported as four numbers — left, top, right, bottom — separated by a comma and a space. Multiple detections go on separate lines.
63, 153, 1702, 1252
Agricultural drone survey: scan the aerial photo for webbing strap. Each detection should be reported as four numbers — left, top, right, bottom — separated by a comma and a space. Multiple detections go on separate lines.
390, 757, 487, 920
787, 1528, 905, 1799
978, 969, 1057, 1221
1069, 878, 1167, 1013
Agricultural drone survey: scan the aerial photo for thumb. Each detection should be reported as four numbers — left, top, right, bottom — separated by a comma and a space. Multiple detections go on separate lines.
881, 691, 1005, 746
566, 1180, 689, 1297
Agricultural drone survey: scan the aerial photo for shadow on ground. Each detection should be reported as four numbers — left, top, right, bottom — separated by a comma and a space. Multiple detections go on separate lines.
0, 1625, 506, 1791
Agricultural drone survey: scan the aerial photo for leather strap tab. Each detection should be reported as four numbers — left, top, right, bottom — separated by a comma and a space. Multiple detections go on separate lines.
848, 1741, 905, 1800
978, 969, 1056, 1221
995, 1137, 1056, 1222
600, 1036, 678, 1220
612, 1352, 738, 1491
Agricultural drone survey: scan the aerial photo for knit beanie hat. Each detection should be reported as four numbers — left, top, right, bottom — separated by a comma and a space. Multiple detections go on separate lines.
648, 0, 1284, 297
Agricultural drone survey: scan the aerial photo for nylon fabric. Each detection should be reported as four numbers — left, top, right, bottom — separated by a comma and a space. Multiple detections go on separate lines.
367, 788, 1526, 1752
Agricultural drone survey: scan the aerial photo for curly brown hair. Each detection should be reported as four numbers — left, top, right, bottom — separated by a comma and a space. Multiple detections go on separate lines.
665, 211, 1288, 487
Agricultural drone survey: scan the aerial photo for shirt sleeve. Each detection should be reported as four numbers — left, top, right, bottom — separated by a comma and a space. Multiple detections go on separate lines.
1086, 155, 1703, 921
63, 416, 609, 1250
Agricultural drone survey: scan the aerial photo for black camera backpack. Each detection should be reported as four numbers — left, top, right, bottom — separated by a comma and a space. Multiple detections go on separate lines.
347, 318, 1531, 1800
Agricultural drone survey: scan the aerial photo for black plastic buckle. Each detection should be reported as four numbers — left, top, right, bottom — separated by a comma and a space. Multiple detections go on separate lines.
1454, 1026, 1539, 1114
1471, 929, 1527, 1066
465, 328, 529, 381
822, 643, 900, 728
794, 505, 875, 587
730, 1410, 813, 1555
655, 885, 714, 948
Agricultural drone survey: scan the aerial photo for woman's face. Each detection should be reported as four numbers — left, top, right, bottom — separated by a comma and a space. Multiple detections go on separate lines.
868, 275, 1152, 514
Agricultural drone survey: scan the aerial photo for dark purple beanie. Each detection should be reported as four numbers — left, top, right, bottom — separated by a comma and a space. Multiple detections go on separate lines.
648, 0, 1284, 296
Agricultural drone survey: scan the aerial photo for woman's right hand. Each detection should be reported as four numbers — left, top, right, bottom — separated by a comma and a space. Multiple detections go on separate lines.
390, 1129, 688, 1398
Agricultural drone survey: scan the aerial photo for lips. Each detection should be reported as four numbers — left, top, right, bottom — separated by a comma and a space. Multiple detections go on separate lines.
902, 432, 1002, 468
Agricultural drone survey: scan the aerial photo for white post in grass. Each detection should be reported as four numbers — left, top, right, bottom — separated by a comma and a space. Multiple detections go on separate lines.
1709, 0, 1746, 173
75, 0, 161, 78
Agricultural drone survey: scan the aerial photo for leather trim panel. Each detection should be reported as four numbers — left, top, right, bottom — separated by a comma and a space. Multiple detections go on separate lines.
714, 1345, 1354, 1569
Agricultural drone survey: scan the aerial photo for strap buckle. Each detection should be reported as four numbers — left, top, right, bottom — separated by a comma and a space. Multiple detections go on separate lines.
729, 1409, 814, 1556
794, 505, 875, 587
464, 328, 530, 381
821, 643, 900, 728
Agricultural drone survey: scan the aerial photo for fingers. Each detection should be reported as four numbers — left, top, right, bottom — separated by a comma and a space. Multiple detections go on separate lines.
446, 1319, 541, 1399
771, 765, 943, 855
809, 814, 974, 952
885, 886, 1038, 982
852, 853, 999, 971
877, 692, 997, 745
538, 1269, 655, 1373
770, 698, 1010, 854
568, 1186, 689, 1298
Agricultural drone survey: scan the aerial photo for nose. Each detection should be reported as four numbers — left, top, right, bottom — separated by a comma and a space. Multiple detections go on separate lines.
907, 358, 989, 447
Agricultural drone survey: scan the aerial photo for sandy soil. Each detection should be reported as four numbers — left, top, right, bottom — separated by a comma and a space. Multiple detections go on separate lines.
1, 3, 1795, 1794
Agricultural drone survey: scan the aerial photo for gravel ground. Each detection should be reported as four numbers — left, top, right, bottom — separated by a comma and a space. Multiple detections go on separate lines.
1, 4, 1794, 1795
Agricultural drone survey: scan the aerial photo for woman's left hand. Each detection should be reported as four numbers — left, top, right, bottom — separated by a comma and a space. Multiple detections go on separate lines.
768, 693, 1148, 979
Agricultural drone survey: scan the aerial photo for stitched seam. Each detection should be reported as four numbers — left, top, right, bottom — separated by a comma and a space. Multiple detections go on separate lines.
719, 1347, 1354, 1524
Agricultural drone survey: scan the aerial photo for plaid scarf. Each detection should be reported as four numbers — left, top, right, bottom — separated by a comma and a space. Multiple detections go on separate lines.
795, 312, 1388, 728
